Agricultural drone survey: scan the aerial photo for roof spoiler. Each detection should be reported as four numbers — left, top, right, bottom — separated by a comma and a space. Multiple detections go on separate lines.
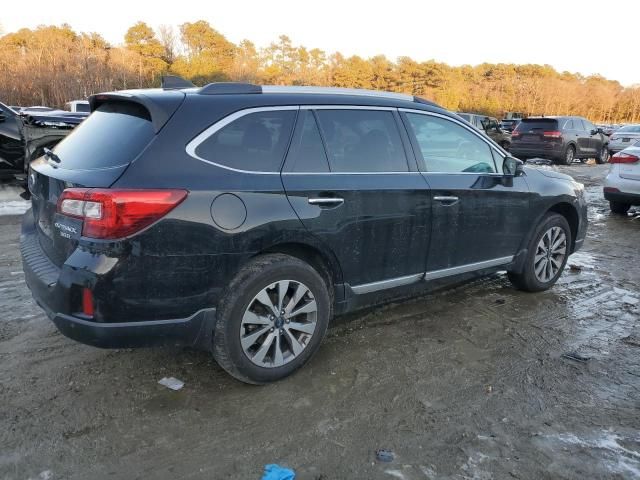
89, 90, 186, 133
161, 75, 195, 89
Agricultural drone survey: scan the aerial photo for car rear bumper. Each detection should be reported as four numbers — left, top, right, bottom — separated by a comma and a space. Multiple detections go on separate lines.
21, 210, 217, 350
510, 145, 563, 160
604, 190, 640, 205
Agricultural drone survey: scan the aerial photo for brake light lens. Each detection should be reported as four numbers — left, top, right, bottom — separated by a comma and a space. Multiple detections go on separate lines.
57, 189, 188, 239
543, 130, 562, 138
511, 130, 521, 138
82, 288, 94, 316
610, 152, 640, 164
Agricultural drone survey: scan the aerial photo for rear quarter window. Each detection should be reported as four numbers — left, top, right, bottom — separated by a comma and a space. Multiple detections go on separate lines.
52, 101, 154, 170
193, 110, 296, 172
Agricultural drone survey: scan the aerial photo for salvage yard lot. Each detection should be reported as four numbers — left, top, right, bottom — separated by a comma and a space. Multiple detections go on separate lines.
1, 164, 639, 480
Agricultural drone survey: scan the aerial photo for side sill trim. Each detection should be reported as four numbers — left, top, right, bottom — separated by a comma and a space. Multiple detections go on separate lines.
423, 256, 514, 281
351, 256, 514, 295
351, 273, 423, 295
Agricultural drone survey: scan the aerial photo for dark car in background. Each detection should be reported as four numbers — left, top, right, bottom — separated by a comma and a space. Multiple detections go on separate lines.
500, 119, 520, 133
457, 112, 512, 150
0, 101, 87, 177
21, 83, 587, 384
511, 116, 609, 165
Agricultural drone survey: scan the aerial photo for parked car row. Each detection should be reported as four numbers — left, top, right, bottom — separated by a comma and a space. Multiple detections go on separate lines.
456, 113, 512, 150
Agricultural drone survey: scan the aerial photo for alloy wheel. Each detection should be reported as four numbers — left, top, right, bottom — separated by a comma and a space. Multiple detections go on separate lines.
565, 148, 574, 164
533, 226, 567, 283
240, 280, 317, 368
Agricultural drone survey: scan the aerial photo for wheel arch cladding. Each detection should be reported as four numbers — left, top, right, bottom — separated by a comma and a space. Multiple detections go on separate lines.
547, 202, 578, 252
257, 242, 341, 293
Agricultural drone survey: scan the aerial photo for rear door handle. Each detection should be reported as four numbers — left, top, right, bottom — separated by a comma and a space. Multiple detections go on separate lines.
308, 197, 344, 207
433, 195, 459, 205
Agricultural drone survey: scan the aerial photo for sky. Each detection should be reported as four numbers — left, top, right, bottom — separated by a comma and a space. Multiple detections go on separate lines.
2, 0, 639, 86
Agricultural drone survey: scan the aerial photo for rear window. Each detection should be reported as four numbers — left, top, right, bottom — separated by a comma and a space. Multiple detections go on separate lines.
194, 110, 296, 172
515, 119, 559, 132
52, 102, 154, 170
75, 103, 90, 113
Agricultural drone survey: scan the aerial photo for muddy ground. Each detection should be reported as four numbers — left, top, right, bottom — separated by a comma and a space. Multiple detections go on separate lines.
1, 164, 639, 480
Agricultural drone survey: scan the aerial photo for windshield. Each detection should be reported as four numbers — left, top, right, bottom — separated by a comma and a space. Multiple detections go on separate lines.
51, 101, 154, 170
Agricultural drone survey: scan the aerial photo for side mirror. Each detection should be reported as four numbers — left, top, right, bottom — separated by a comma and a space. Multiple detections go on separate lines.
503, 156, 524, 176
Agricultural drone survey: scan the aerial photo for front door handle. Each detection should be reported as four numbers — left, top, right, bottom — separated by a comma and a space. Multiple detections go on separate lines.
308, 197, 344, 207
433, 195, 459, 205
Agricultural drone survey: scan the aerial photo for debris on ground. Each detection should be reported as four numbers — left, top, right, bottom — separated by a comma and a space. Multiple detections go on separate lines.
158, 377, 185, 391
561, 352, 591, 363
569, 264, 582, 272
375, 449, 395, 463
261, 464, 295, 480
495, 298, 506, 305
622, 336, 640, 348
586, 159, 596, 165
485, 385, 493, 393
525, 158, 553, 165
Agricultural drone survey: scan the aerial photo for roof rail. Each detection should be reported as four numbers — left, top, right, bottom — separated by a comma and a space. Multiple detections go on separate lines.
261, 85, 414, 102
161, 75, 195, 89
199, 82, 262, 95
195, 82, 441, 107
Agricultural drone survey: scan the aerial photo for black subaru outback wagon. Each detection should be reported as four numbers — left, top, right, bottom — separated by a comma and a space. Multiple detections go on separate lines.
21, 82, 587, 384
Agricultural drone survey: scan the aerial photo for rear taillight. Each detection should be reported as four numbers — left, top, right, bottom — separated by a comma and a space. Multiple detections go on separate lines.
57, 189, 188, 239
543, 131, 562, 138
511, 130, 521, 138
610, 152, 640, 164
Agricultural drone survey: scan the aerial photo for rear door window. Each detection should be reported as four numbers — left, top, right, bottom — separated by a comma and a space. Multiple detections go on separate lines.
404, 113, 496, 173
195, 110, 296, 172
52, 102, 154, 170
564, 119, 574, 130
284, 111, 330, 172
315, 109, 408, 172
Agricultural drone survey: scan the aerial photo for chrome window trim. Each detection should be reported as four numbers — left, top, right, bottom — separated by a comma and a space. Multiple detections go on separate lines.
351, 256, 514, 294
262, 85, 413, 102
185, 106, 299, 175
399, 108, 507, 170
300, 105, 396, 111
281, 171, 423, 176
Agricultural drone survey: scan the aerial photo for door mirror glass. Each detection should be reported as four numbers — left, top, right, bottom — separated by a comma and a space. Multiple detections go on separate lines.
503, 156, 524, 176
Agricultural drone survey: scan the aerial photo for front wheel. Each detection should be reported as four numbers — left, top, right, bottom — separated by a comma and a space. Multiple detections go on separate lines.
508, 213, 571, 292
610, 201, 630, 215
213, 254, 331, 384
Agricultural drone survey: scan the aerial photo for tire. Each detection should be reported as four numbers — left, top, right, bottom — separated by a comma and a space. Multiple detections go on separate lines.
560, 145, 575, 165
595, 147, 610, 164
610, 201, 630, 215
508, 213, 572, 292
213, 254, 331, 384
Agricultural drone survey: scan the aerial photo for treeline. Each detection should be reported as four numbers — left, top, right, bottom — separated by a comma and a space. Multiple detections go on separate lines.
1, 21, 639, 122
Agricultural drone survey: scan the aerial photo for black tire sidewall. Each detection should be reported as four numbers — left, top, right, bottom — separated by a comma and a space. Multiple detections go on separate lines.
214, 256, 331, 384
519, 214, 572, 291
563, 145, 575, 165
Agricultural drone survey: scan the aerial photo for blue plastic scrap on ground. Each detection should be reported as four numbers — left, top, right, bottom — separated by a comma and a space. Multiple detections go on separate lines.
261, 464, 296, 480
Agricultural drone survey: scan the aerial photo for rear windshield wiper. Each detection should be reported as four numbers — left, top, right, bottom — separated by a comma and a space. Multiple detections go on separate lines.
43, 147, 61, 164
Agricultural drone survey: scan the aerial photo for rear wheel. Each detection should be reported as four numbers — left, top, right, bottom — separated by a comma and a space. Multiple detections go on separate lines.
561, 145, 575, 165
213, 254, 331, 384
610, 201, 630, 215
508, 213, 571, 292
596, 147, 610, 164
